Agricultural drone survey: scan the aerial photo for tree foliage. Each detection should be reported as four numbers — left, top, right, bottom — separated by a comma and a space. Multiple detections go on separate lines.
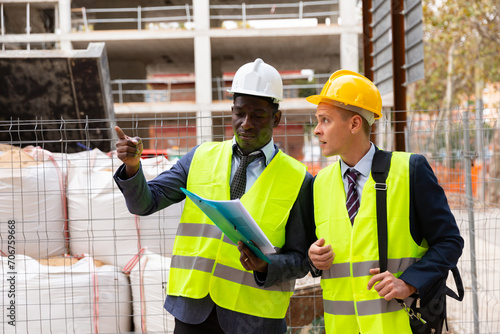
409, 0, 500, 111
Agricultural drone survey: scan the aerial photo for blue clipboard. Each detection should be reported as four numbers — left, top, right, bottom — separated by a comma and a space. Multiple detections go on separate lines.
180, 187, 274, 263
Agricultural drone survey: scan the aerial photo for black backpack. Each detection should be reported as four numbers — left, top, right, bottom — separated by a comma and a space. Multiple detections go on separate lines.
371, 150, 464, 333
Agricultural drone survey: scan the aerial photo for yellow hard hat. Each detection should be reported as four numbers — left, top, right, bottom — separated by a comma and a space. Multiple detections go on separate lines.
306, 70, 382, 123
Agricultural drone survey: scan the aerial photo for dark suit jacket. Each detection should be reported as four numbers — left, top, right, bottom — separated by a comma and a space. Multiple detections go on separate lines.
114, 144, 315, 334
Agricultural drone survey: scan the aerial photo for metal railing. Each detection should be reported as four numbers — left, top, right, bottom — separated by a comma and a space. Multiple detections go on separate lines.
1, 0, 342, 43
70, 1, 339, 32
110, 74, 330, 104
210, 1, 339, 28
1, 2, 57, 50
71, 4, 193, 32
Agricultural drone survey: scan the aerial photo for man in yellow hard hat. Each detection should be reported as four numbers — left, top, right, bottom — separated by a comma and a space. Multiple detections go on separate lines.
306, 70, 463, 333
114, 59, 314, 333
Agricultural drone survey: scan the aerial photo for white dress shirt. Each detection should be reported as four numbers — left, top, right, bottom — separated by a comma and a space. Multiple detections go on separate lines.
231, 138, 276, 193
340, 143, 375, 200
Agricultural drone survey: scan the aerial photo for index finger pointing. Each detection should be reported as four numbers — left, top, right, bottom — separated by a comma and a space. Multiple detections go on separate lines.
115, 126, 127, 140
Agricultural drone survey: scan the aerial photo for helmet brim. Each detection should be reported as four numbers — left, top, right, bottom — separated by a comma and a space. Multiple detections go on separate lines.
228, 89, 282, 103
305, 95, 382, 120
305, 95, 322, 105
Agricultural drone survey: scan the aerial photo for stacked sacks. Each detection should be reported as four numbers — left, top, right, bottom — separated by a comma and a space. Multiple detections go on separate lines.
0, 145, 67, 259
121, 152, 183, 258
0, 145, 181, 332
0, 254, 132, 334
66, 148, 182, 268
123, 248, 175, 333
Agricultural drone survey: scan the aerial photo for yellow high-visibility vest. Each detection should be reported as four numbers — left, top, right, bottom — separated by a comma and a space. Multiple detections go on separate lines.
314, 152, 428, 333
168, 140, 306, 318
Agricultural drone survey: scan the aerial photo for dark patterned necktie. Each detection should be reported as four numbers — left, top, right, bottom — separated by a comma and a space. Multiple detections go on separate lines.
230, 150, 263, 200
345, 168, 360, 224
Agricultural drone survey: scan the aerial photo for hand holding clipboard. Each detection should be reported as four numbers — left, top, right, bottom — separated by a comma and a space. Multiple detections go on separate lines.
180, 187, 275, 263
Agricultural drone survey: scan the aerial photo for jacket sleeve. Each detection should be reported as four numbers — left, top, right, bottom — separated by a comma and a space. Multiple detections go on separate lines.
113, 146, 197, 215
399, 154, 464, 298
256, 172, 316, 287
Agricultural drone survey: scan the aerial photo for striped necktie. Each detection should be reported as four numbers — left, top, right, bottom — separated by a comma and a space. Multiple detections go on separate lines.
345, 168, 360, 224
230, 149, 263, 200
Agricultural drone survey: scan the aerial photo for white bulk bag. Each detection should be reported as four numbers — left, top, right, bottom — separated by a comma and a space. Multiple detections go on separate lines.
124, 249, 175, 333
125, 156, 183, 257
0, 148, 66, 258
0, 254, 132, 334
67, 149, 182, 267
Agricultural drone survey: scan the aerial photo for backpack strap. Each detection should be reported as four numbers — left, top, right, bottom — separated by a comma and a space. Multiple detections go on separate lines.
447, 266, 465, 301
373, 149, 465, 330
371, 149, 392, 273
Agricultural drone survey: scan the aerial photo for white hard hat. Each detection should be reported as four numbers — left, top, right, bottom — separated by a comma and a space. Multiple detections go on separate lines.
227, 58, 283, 103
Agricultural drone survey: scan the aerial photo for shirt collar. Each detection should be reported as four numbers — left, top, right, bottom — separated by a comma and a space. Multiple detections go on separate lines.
340, 142, 375, 178
232, 137, 275, 166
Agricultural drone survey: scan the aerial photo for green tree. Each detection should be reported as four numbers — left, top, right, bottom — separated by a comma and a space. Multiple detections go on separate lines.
409, 0, 500, 204
409, 0, 500, 111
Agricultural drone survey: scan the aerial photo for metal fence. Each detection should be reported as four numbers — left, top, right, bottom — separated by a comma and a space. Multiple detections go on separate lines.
0, 108, 499, 333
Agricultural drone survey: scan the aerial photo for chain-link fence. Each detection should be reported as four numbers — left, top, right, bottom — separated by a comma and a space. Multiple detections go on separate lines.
0, 108, 499, 333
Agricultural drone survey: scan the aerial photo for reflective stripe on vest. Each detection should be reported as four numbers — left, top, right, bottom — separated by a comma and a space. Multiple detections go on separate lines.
176, 224, 284, 251
314, 152, 428, 334
176, 223, 222, 239
213, 263, 295, 292
324, 298, 405, 316
168, 140, 306, 319
322, 257, 419, 279
171, 255, 215, 273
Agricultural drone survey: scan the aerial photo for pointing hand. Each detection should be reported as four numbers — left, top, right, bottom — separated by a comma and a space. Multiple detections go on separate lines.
115, 126, 143, 177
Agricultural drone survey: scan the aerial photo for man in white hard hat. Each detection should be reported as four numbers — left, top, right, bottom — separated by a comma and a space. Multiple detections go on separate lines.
306, 70, 464, 333
114, 59, 314, 333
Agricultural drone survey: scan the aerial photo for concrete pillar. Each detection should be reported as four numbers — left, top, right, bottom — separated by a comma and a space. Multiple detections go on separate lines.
211, 58, 226, 141
339, 0, 358, 72
58, 0, 72, 50
211, 57, 223, 101
193, 0, 213, 144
